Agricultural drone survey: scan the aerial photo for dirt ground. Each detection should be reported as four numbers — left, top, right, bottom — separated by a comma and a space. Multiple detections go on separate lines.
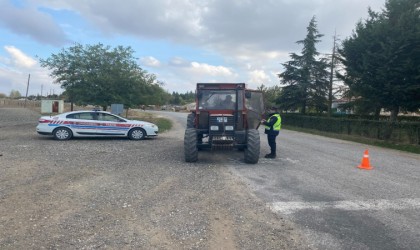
0, 108, 308, 249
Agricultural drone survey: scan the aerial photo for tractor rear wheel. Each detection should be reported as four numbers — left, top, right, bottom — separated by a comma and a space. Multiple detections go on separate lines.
244, 129, 260, 164
184, 128, 198, 162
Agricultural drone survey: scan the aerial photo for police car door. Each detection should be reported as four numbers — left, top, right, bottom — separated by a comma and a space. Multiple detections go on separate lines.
96, 113, 127, 135
66, 112, 98, 136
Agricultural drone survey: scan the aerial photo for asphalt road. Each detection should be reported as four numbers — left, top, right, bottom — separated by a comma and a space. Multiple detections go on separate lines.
158, 110, 420, 250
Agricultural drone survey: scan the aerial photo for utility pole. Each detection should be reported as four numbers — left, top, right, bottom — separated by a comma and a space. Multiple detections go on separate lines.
24, 74, 30, 108
328, 32, 338, 117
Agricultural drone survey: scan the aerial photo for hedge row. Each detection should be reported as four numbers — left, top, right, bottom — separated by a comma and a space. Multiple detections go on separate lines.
282, 114, 420, 145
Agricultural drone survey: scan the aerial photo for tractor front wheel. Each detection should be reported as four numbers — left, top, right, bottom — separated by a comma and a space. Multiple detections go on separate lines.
187, 113, 195, 128
184, 128, 198, 162
244, 129, 260, 164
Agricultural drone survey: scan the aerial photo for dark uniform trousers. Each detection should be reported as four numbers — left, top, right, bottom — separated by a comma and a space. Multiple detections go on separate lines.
267, 133, 278, 155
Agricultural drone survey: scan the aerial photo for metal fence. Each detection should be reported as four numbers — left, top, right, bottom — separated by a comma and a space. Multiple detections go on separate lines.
282, 114, 420, 145
0, 98, 41, 110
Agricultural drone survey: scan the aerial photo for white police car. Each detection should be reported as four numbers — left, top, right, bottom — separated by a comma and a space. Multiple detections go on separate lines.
36, 110, 158, 140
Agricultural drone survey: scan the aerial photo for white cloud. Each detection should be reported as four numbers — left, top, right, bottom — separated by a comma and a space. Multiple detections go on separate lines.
150, 59, 241, 92
140, 56, 161, 67
4, 46, 37, 68
35, 0, 206, 40
189, 62, 234, 77
0, 46, 60, 96
247, 70, 269, 85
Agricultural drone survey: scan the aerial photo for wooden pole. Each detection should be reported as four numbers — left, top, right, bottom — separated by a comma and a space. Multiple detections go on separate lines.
24, 74, 30, 108
328, 32, 337, 117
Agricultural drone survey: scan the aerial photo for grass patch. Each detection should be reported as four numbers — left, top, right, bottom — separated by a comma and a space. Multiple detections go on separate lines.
283, 125, 420, 154
127, 110, 172, 133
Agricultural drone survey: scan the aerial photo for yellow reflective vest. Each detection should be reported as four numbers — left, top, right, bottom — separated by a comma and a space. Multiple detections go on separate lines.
265, 114, 281, 131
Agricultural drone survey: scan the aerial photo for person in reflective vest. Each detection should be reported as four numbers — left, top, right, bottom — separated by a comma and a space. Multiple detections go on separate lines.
261, 107, 281, 158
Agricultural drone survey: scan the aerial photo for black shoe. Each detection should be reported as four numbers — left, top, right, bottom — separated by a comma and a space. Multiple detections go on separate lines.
264, 154, 276, 159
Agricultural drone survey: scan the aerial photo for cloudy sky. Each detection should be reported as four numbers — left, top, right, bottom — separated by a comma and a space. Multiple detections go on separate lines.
0, 0, 385, 97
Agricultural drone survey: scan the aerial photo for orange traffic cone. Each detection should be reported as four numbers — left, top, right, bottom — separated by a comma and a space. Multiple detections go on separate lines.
357, 149, 373, 170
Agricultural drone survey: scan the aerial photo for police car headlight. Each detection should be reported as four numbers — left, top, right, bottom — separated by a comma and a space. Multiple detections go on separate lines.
225, 126, 234, 131
210, 126, 219, 131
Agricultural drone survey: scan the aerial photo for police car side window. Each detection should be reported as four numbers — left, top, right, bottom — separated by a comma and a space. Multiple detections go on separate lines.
90, 113, 99, 120
99, 113, 120, 122
83, 113, 95, 120
67, 113, 84, 119
66, 113, 95, 120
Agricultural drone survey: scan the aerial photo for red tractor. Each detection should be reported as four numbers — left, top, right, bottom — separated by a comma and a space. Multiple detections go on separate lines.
184, 83, 265, 164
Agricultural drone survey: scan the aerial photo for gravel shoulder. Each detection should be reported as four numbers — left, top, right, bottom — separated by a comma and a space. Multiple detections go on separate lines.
0, 108, 308, 249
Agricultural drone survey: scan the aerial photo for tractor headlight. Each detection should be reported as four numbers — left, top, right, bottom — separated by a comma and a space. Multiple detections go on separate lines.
225, 126, 234, 131
210, 126, 219, 131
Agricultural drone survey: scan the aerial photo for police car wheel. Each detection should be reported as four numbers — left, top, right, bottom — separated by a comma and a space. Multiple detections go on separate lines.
129, 128, 146, 140
53, 127, 72, 140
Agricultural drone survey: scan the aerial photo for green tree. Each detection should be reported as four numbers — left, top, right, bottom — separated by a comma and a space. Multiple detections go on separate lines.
338, 0, 420, 121
40, 43, 164, 110
136, 80, 170, 105
278, 16, 329, 114
167, 91, 195, 105
180, 91, 195, 104
0, 93, 6, 98
9, 90, 22, 99
171, 92, 183, 105
257, 84, 282, 109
